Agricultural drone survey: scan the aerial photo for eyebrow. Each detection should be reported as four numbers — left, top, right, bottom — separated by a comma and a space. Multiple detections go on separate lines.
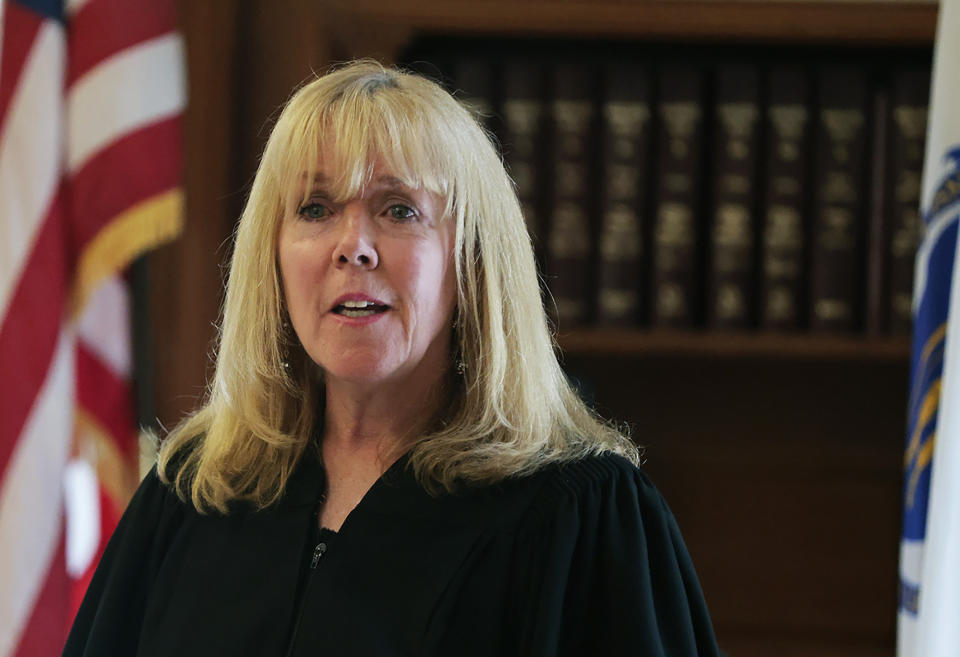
303, 174, 417, 196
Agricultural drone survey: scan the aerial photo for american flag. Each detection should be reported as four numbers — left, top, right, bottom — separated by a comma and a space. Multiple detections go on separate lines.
0, 0, 184, 654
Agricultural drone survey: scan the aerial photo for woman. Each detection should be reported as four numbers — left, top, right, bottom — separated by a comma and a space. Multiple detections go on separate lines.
64, 60, 721, 657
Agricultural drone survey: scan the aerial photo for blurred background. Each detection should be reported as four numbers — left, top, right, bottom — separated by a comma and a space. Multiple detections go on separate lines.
1, 0, 952, 656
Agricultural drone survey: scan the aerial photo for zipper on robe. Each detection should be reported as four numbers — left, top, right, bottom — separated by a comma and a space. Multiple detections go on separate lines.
283, 501, 325, 657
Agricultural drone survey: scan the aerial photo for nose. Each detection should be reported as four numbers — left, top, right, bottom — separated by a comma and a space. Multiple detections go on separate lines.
333, 204, 379, 269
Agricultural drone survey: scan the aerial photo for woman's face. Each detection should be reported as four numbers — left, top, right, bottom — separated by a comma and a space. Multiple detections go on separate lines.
277, 156, 458, 391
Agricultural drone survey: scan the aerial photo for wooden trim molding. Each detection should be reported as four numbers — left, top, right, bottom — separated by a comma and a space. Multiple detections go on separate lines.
320, 0, 937, 45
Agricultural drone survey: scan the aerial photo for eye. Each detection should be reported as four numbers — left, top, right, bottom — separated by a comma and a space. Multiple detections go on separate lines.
298, 202, 330, 221
387, 204, 417, 222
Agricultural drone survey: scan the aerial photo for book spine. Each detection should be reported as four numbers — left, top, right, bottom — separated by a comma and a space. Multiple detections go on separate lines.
761, 68, 810, 331
708, 64, 761, 329
596, 61, 651, 327
502, 60, 547, 249
652, 65, 705, 328
810, 67, 869, 332
546, 62, 598, 328
887, 67, 930, 335
865, 83, 890, 336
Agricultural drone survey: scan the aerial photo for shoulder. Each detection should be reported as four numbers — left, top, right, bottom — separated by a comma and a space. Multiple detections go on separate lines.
474, 452, 668, 539
123, 463, 188, 530
522, 451, 663, 522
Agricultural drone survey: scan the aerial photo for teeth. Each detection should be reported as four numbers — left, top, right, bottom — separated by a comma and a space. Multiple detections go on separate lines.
341, 300, 376, 309
340, 308, 378, 318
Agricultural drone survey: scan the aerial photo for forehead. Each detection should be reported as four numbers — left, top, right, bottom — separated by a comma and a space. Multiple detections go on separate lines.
281, 139, 452, 214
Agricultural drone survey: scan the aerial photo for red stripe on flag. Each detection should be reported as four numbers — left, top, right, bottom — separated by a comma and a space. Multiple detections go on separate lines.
12, 522, 69, 657
76, 342, 137, 460
0, 195, 69, 484
0, 3, 45, 131
69, 116, 182, 250
67, 0, 178, 86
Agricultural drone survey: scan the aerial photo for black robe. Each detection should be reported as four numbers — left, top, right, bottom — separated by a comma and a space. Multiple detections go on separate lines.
63, 450, 721, 656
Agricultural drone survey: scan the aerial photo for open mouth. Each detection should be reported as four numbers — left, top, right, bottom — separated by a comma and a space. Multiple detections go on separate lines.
332, 300, 390, 318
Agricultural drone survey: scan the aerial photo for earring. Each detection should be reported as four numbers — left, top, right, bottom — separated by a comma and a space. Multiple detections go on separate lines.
281, 320, 292, 371
452, 314, 465, 376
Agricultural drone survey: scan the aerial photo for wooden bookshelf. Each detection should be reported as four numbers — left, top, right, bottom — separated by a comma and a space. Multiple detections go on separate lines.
557, 330, 912, 361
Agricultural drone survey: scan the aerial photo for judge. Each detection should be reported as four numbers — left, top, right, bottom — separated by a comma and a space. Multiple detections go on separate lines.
64, 60, 722, 657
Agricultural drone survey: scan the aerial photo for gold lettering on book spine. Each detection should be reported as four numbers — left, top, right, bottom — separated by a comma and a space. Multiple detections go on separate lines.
822, 109, 864, 164
554, 100, 592, 157
892, 207, 922, 258
815, 298, 852, 322
661, 102, 701, 159
766, 287, 796, 322
894, 106, 929, 141
656, 203, 693, 271
656, 283, 687, 320
896, 171, 921, 205
718, 102, 758, 161
503, 100, 541, 157
713, 204, 751, 272
823, 174, 856, 204
550, 202, 590, 259
820, 208, 855, 250
606, 102, 650, 138
765, 205, 802, 278
716, 285, 745, 320
600, 289, 637, 318
770, 104, 807, 163
600, 205, 641, 262
606, 102, 649, 160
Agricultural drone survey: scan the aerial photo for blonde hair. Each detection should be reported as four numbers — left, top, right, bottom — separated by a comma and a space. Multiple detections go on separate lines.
159, 60, 639, 513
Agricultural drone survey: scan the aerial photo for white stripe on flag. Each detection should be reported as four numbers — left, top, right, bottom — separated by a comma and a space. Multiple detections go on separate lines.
67, 33, 186, 173
0, 21, 64, 321
920, 0, 960, 211
78, 275, 132, 378
63, 458, 101, 578
899, 539, 924, 657
0, 329, 75, 657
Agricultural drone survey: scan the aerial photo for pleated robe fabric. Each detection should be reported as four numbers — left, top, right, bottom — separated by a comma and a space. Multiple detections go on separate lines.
63, 449, 722, 657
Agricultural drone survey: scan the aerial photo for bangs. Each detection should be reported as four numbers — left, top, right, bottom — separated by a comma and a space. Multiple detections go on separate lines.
267, 67, 469, 220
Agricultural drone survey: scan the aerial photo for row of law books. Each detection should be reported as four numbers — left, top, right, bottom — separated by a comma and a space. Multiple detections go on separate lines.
402, 41, 932, 335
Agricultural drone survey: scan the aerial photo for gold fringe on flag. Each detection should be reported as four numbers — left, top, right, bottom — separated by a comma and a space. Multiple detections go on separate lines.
70, 187, 185, 319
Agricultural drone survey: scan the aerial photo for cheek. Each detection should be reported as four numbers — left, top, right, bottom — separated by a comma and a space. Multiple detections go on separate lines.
277, 236, 322, 315
400, 246, 456, 328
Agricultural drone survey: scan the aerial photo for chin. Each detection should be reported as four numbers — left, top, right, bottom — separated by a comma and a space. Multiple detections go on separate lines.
318, 354, 401, 386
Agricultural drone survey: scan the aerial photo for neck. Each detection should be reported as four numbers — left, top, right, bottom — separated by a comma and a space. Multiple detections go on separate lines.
321, 363, 450, 462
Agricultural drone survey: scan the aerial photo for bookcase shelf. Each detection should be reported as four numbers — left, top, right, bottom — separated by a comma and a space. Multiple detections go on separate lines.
556, 329, 911, 361
324, 0, 937, 46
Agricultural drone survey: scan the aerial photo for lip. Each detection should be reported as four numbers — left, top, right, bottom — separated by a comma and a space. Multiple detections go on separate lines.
327, 292, 392, 326
329, 293, 391, 312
